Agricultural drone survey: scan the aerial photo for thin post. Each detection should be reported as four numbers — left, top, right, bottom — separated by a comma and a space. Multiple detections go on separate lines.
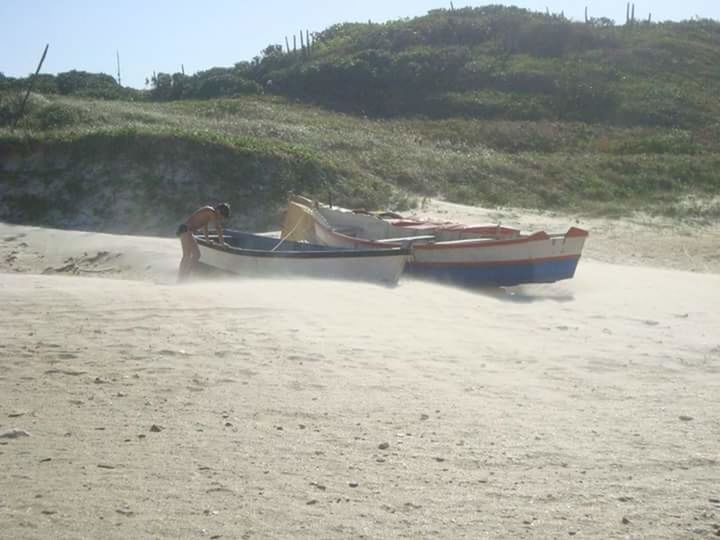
450, 1, 454, 10
181, 64, 185, 75
648, 13, 652, 23
13, 43, 49, 128
116, 50, 122, 86
631, 4, 635, 23
285, 36, 290, 54
306, 30, 310, 53
293, 35, 296, 53
299, 29, 305, 54
584, 6, 588, 23
626, 3, 630, 24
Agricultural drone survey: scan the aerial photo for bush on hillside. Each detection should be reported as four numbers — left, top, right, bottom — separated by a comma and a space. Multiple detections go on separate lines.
56, 70, 126, 99
3, 6, 720, 129
148, 68, 262, 100
0, 92, 50, 127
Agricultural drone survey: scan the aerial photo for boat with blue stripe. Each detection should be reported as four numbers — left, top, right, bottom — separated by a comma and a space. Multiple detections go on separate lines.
281, 196, 588, 287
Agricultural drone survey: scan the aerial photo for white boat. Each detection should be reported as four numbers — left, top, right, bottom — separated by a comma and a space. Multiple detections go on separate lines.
282, 196, 589, 286
195, 229, 409, 285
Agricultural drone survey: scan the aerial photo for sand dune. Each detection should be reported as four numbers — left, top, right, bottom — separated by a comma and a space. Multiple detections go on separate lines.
1, 209, 720, 539
0, 223, 179, 283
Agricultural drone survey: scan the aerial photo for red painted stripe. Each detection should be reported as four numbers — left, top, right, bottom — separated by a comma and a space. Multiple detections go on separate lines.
566, 227, 590, 238
319, 221, 586, 251
414, 231, 552, 250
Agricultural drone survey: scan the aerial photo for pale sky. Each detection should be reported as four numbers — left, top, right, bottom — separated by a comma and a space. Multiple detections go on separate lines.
2, 1, 718, 88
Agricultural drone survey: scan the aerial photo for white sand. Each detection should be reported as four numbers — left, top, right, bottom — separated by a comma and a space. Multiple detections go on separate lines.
1, 208, 719, 539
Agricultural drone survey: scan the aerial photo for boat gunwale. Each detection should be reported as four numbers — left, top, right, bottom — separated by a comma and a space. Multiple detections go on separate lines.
315, 219, 587, 250
195, 233, 411, 259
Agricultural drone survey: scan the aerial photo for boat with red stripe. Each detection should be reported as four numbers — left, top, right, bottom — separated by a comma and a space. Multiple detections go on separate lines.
282, 196, 589, 287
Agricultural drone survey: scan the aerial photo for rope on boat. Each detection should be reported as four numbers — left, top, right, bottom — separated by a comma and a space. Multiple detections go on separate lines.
271, 219, 302, 252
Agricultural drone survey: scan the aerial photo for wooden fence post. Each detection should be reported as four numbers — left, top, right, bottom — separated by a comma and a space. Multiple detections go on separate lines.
13, 43, 49, 128
116, 50, 122, 86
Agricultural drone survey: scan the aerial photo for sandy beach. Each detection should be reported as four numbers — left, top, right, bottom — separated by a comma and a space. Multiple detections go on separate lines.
1, 205, 719, 539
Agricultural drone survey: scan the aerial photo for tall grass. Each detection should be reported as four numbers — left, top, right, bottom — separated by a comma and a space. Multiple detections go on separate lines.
1, 94, 719, 231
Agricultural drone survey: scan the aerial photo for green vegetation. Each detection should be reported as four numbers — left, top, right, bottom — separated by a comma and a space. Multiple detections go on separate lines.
147, 7, 719, 128
1, 6, 719, 231
1, 70, 141, 100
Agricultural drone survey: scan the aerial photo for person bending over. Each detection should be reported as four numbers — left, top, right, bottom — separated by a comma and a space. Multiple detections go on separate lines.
176, 203, 230, 281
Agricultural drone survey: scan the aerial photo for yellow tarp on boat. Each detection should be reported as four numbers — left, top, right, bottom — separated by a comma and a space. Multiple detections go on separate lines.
281, 200, 319, 242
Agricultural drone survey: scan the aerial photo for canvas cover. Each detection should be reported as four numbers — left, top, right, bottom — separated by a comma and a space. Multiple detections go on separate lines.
281, 201, 320, 242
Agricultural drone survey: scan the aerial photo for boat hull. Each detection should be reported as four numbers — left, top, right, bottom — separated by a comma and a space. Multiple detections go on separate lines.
298, 201, 588, 286
196, 230, 409, 285
409, 230, 587, 286
407, 254, 581, 286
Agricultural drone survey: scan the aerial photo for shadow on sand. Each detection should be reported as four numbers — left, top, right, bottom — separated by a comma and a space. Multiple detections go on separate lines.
432, 280, 576, 304
189, 266, 577, 302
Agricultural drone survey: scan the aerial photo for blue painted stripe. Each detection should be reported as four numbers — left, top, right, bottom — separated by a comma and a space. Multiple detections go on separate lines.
407, 257, 581, 286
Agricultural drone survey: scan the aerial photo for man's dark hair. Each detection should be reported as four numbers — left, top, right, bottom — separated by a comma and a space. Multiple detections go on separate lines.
216, 203, 230, 218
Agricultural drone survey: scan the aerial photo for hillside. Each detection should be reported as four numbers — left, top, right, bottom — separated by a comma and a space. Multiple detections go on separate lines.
1, 6, 719, 233
255, 7, 720, 127
5, 7, 719, 127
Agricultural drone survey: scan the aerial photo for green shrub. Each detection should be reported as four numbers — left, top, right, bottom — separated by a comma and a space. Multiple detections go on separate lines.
31, 102, 89, 129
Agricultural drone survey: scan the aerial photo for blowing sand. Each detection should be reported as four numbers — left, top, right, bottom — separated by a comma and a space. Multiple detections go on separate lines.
1, 206, 719, 539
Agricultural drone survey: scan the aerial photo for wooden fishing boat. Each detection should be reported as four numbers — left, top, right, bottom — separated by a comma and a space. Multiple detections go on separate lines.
282, 196, 589, 287
194, 229, 410, 285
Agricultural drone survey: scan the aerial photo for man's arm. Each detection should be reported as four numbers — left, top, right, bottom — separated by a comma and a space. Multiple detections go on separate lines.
215, 219, 224, 245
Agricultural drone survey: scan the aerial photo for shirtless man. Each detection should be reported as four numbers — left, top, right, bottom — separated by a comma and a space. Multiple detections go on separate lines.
176, 203, 230, 281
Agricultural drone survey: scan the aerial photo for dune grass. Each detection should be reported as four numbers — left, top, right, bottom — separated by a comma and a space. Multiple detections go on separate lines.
1, 93, 719, 231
